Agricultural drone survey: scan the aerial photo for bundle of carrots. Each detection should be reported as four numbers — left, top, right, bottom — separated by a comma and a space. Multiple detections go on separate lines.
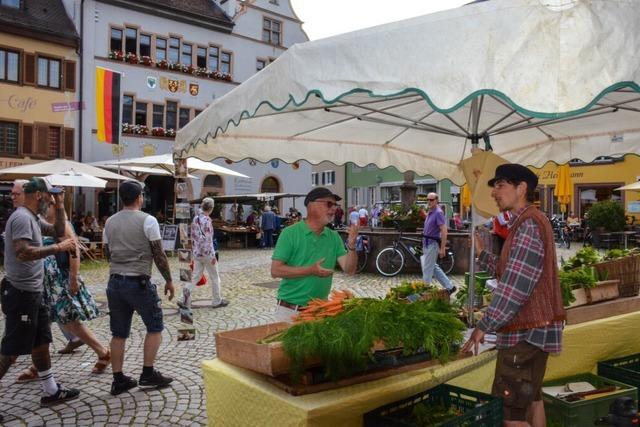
293, 289, 355, 323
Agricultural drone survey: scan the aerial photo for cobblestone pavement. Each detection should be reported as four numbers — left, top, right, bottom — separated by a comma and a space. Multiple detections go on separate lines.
0, 243, 584, 426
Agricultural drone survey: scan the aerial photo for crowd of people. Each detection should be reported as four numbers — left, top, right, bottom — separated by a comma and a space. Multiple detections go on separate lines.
0, 162, 566, 425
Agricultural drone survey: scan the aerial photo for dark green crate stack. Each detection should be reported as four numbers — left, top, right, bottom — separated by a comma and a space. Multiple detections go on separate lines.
543, 373, 637, 427
363, 384, 502, 427
598, 353, 640, 390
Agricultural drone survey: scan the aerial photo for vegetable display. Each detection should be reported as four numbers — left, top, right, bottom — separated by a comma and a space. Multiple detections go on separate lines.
280, 297, 465, 380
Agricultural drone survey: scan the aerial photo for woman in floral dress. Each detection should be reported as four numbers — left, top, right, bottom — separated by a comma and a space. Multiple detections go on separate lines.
41, 199, 110, 374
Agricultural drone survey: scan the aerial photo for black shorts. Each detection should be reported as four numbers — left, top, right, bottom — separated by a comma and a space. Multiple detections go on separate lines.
492, 341, 549, 421
0, 278, 52, 356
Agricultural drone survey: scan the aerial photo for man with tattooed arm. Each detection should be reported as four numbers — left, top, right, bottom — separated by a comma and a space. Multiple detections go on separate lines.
103, 180, 175, 396
0, 177, 78, 408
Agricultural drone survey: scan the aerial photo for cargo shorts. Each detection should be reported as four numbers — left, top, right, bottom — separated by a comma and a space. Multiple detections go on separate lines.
106, 274, 164, 338
492, 341, 549, 421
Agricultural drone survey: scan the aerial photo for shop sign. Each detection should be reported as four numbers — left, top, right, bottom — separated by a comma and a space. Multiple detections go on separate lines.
2, 94, 37, 112
628, 202, 640, 213
51, 102, 84, 112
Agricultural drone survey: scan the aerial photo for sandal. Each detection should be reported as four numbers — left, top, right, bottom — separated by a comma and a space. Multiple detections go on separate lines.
91, 349, 111, 374
16, 365, 38, 383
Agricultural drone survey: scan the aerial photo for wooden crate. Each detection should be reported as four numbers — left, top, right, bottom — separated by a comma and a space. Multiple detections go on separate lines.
215, 322, 292, 376
585, 280, 620, 304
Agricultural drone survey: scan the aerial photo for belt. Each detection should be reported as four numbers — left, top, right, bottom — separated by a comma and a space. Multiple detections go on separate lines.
277, 299, 305, 311
110, 273, 147, 280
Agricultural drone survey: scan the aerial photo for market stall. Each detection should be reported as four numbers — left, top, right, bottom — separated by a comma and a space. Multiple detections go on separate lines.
172, 0, 640, 424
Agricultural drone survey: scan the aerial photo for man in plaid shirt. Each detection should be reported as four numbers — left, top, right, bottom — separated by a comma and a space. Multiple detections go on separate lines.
462, 164, 565, 427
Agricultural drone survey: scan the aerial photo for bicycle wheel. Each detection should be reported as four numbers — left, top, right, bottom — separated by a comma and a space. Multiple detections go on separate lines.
356, 249, 368, 273
375, 247, 405, 277
437, 253, 454, 275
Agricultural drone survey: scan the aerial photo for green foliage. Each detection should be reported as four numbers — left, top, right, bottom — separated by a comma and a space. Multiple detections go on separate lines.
381, 203, 423, 226
587, 200, 626, 232
603, 249, 630, 260
559, 267, 598, 306
386, 280, 438, 300
410, 403, 462, 426
562, 246, 601, 271
280, 298, 465, 381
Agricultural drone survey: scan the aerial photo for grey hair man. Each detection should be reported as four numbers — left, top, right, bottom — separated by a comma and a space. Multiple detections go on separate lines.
179, 197, 227, 316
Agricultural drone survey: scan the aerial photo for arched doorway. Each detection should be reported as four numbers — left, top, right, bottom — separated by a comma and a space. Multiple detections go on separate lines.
261, 176, 281, 212
144, 175, 175, 222
202, 174, 225, 197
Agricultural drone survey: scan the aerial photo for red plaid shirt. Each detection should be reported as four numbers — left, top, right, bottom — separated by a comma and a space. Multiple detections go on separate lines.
477, 207, 563, 353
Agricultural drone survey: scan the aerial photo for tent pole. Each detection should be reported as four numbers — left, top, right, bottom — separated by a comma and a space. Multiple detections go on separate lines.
468, 207, 476, 326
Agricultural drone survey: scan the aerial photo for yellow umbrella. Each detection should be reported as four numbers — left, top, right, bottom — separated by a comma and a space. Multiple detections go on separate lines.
554, 164, 573, 213
461, 184, 471, 209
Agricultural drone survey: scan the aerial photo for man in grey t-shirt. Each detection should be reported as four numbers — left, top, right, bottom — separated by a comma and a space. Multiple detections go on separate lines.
0, 177, 78, 408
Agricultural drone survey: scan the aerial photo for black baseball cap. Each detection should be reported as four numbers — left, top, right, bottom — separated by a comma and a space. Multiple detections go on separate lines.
24, 177, 64, 194
488, 164, 538, 190
119, 180, 143, 202
304, 187, 342, 206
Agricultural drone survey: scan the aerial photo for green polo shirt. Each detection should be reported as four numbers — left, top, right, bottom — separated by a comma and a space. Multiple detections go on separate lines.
273, 221, 347, 306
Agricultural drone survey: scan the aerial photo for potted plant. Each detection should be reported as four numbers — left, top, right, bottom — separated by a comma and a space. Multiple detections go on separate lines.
156, 59, 169, 69
140, 55, 153, 66
587, 200, 625, 247
125, 52, 139, 64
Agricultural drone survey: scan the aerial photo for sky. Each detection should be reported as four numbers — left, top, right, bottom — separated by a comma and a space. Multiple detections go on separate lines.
290, 0, 469, 40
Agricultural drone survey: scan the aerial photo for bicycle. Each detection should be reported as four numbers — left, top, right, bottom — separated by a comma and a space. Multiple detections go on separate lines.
551, 216, 571, 249
375, 222, 454, 277
344, 234, 371, 274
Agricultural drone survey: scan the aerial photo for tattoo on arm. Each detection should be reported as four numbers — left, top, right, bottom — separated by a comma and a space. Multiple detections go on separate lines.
149, 240, 172, 282
39, 220, 55, 237
14, 239, 58, 261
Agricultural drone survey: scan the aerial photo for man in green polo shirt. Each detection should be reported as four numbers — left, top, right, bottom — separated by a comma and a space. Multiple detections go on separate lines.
271, 187, 359, 323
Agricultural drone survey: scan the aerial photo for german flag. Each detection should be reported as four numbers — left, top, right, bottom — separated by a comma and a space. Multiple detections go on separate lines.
95, 67, 121, 144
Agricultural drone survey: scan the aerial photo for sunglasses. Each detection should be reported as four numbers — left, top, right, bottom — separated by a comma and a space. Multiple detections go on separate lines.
427, 198, 437, 201
314, 200, 338, 209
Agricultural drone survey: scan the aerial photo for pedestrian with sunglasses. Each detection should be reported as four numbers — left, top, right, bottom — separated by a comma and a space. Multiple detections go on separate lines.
271, 187, 359, 323
421, 192, 456, 295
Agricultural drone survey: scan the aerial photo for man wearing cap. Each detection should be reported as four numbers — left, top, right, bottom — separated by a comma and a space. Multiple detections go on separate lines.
0, 177, 79, 407
103, 180, 175, 396
462, 164, 565, 427
271, 187, 359, 323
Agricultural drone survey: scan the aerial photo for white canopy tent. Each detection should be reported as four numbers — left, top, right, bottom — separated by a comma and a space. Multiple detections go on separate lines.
0, 159, 133, 182
96, 153, 249, 178
44, 169, 108, 188
175, 0, 640, 185
173, 0, 640, 317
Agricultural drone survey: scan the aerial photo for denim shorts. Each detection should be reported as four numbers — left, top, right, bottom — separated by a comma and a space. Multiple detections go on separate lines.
106, 275, 164, 338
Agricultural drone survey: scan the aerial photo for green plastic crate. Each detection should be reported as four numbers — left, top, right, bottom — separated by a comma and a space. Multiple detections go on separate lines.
464, 271, 492, 288
363, 384, 502, 427
542, 372, 637, 427
598, 353, 640, 390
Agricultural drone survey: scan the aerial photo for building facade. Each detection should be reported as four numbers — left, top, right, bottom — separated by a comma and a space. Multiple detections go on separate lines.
345, 163, 457, 217
62, 0, 309, 217
0, 0, 80, 221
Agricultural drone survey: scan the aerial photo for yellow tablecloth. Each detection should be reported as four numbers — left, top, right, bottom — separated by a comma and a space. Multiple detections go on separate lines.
202, 352, 496, 427
448, 310, 640, 393
203, 310, 640, 426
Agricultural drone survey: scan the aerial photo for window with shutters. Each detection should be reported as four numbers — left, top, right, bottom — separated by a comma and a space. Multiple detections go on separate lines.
0, 48, 20, 83
221, 51, 232, 74
0, 121, 19, 155
125, 28, 137, 55
48, 126, 60, 158
166, 101, 177, 130
110, 28, 123, 52
37, 56, 61, 89
63, 60, 76, 92
152, 104, 164, 128
262, 18, 282, 45
179, 108, 190, 128
311, 172, 318, 187
63, 128, 74, 158
23, 53, 35, 85
35, 125, 49, 157
21, 124, 33, 155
